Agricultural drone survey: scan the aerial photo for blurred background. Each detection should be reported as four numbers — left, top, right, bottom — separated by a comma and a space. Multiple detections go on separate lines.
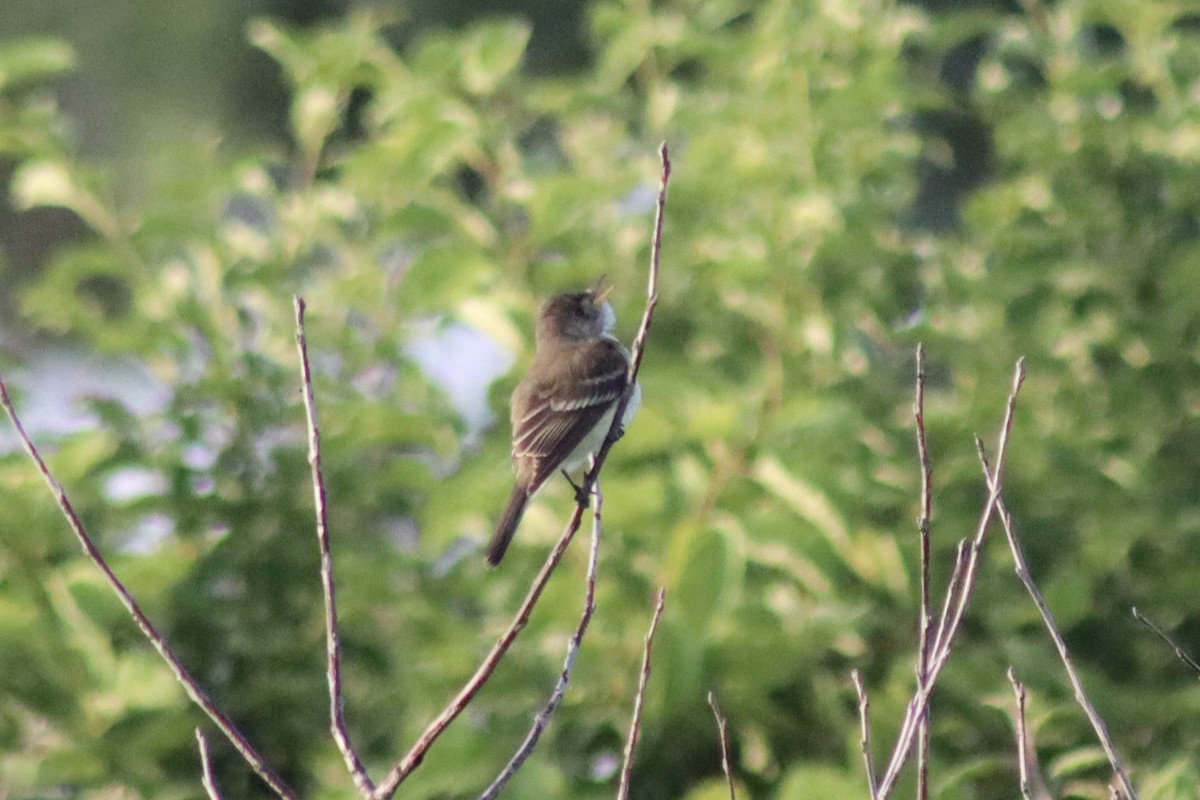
2, 0, 1200, 798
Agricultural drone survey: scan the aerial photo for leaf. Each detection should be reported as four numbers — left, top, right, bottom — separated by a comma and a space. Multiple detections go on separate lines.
0, 37, 75, 90
10, 160, 114, 236
753, 455, 850, 550
11, 160, 80, 211
292, 84, 342, 161
670, 524, 731, 631
459, 19, 531, 95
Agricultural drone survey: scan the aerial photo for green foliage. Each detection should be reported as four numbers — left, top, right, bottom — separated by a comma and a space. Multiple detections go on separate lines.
3, 1, 1200, 798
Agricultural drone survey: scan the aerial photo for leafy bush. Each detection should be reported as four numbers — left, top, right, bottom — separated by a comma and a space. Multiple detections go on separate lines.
2, 1, 1200, 798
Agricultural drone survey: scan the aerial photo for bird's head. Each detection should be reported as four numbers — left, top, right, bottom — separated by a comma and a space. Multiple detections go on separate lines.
536, 279, 616, 343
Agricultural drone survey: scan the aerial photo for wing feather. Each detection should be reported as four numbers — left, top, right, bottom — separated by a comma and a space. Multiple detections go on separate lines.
509, 338, 630, 490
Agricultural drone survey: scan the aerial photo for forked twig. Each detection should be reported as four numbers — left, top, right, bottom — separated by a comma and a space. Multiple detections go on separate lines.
875, 358, 1026, 799
478, 480, 606, 800
707, 691, 737, 800
979, 447, 1137, 799
295, 297, 374, 796
0, 375, 295, 799
616, 588, 667, 800
373, 143, 671, 800
928, 359, 1025, 665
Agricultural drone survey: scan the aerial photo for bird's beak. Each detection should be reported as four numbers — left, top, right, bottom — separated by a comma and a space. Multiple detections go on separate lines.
592, 276, 614, 304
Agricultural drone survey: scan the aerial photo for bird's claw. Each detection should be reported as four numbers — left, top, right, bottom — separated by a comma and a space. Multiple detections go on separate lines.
562, 469, 590, 505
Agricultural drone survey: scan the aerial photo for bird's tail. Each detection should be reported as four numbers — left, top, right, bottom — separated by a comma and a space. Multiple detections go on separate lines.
487, 483, 530, 566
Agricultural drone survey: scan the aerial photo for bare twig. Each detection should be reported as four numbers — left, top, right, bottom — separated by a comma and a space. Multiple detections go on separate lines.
913, 344, 932, 800
373, 143, 671, 800
196, 728, 224, 800
928, 359, 1025, 663
478, 481, 606, 800
1006, 667, 1053, 800
1132, 607, 1200, 679
707, 691, 737, 800
375, 481, 585, 797
1007, 668, 1034, 800
626, 142, 669, 387
850, 670, 879, 800
616, 588, 667, 800
0, 374, 295, 799
929, 539, 970, 659
875, 358, 1026, 799
294, 297, 374, 796
978, 446, 1137, 799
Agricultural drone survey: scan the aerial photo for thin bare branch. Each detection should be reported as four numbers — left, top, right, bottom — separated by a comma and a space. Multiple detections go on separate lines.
0, 373, 295, 799
707, 691, 737, 800
196, 728, 224, 800
626, 141, 669, 385
913, 343, 932, 800
616, 588, 667, 800
1132, 607, 1200, 679
929, 539, 970, 667
1007, 668, 1034, 800
294, 297, 374, 796
929, 359, 1025, 663
373, 144, 671, 800
850, 670, 879, 800
978, 447, 1136, 799
375, 491, 584, 797
478, 481, 606, 800
875, 358, 1026, 799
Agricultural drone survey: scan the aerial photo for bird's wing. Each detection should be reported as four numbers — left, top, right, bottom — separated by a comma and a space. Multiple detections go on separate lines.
511, 339, 630, 490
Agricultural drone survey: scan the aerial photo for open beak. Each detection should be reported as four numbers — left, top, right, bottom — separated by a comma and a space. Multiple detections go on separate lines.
592, 275, 614, 304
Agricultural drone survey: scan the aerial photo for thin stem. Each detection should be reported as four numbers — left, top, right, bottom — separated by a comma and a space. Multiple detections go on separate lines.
851, 670, 879, 800
980, 449, 1137, 799
0, 373, 295, 800
375, 500, 585, 797
616, 588, 667, 800
1007, 668, 1033, 800
196, 728, 224, 800
929, 358, 1026, 663
195, 728, 225, 800
929, 540, 970, 663
1132, 607, 1200, 679
707, 691, 737, 800
478, 481, 606, 800
294, 297, 374, 795
913, 344, 932, 800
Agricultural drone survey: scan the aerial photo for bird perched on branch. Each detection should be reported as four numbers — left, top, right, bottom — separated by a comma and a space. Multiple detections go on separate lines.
487, 280, 640, 565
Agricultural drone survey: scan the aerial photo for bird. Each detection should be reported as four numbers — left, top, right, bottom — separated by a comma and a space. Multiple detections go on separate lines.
486, 280, 641, 565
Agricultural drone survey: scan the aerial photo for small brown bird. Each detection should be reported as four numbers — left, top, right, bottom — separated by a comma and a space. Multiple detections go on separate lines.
487, 282, 640, 565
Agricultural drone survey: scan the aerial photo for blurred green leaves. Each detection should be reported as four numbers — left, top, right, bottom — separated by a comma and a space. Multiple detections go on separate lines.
0, 36, 73, 156
0, 37, 73, 90
4, 0, 1200, 798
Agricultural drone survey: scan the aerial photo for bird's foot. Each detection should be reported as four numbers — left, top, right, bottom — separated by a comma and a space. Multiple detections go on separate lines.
562, 470, 590, 505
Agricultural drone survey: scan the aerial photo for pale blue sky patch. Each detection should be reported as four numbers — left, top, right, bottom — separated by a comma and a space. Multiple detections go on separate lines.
406, 320, 514, 445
